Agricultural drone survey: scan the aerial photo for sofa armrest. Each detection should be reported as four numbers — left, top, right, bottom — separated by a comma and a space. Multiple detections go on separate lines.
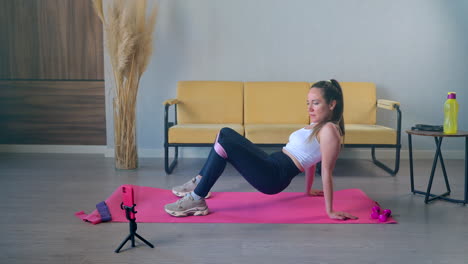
376, 99, 402, 148
163, 98, 179, 106
377, 99, 400, 111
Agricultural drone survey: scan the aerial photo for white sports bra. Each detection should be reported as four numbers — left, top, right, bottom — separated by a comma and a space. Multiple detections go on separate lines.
283, 125, 322, 169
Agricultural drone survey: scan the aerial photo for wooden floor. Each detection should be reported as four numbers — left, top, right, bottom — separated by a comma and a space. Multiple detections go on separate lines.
0, 153, 467, 264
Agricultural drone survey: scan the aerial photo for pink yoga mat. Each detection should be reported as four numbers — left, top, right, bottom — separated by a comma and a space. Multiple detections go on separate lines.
76, 185, 397, 224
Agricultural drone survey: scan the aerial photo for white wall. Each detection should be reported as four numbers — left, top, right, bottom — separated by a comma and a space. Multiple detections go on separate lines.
105, 0, 468, 157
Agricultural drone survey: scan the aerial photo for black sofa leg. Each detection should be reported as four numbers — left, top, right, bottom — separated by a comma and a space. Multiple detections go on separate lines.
164, 145, 179, 174
371, 147, 400, 175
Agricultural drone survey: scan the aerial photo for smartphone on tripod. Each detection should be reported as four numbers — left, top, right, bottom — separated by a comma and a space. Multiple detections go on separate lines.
115, 185, 154, 253
121, 185, 135, 219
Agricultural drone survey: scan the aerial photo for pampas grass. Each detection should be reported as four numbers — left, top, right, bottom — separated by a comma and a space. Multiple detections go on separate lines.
93, 0, 157, 169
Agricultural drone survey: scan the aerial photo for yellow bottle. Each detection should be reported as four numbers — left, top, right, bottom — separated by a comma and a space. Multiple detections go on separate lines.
443, 92, 459, 134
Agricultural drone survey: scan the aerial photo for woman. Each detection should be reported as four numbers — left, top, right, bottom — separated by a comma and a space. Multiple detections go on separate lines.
165, 79, 358, 220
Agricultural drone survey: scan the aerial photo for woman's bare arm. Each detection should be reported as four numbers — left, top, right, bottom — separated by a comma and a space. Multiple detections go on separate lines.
319, 123, 358, 220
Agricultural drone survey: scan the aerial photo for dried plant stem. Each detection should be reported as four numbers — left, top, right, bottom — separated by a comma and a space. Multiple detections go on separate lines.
93, 0, 157, 169
114, 54, 139, 169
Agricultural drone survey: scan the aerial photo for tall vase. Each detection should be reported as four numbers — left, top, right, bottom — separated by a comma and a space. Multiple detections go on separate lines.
113, 98, 138, 170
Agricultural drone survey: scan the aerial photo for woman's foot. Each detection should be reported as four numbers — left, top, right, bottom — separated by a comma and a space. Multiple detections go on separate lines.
164, 194, 209, 217
172, 177, 211, 198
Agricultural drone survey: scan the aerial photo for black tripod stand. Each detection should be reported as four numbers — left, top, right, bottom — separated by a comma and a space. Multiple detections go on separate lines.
115, 203, 154, 253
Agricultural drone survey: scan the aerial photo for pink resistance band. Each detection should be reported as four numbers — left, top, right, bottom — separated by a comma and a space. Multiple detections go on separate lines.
214, 132, 228, 159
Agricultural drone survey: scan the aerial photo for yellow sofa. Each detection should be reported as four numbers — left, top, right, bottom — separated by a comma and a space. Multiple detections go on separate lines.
163, 81, 401, 175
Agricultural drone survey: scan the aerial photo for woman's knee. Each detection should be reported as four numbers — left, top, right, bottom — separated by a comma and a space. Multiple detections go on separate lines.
217, 127, 239, 144
219, 127, 236, 136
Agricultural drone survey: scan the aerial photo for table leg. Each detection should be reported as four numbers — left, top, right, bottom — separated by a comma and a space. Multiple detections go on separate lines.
425, 137, 443, 203
408, 134, 414, 193
465, 137, 468, 204
435, 137, 451, 194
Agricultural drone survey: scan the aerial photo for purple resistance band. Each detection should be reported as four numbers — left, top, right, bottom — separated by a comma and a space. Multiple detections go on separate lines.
96, 201, 112, 222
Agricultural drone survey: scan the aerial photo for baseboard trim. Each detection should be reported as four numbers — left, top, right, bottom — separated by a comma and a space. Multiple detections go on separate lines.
1, 145, 465, 159
154, 147, 464, 160
339, 148, 464, 159
0, 144, 107, 154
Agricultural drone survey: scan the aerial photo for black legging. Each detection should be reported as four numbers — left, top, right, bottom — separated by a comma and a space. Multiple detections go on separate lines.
194, 127, 301, 197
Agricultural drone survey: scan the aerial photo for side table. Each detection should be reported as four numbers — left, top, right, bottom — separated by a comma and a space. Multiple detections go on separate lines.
406, 130, 468, 204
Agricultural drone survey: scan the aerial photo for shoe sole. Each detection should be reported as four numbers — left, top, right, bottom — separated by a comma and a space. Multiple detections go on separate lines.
172, 190, 211, 199
165, 207, 209, 217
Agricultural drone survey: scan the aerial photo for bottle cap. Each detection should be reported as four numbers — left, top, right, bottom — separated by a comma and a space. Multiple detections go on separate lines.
447, 92, 456, 99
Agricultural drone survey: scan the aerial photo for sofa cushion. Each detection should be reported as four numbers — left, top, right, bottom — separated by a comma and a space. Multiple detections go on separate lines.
169, 124, 244, 144
244, 82, 310, 125
344, 124, 396, 145
177, 81, 244, 124
309, 82, 377, 125
245, 124, 306, 144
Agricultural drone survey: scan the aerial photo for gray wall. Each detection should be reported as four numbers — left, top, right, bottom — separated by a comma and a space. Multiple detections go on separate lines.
105, 0, 468, 156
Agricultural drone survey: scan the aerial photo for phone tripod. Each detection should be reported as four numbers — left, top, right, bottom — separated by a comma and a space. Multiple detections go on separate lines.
115, 203, 154, 253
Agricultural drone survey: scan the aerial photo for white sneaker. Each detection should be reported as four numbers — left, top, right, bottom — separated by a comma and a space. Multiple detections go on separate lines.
164, 194, 209, 217
172, 177, 211, 198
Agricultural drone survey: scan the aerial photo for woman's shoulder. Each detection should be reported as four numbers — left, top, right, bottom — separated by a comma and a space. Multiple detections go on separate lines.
319, 122, 341, 138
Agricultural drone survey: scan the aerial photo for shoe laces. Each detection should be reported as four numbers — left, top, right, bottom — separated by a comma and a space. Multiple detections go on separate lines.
177, 193, 193, 207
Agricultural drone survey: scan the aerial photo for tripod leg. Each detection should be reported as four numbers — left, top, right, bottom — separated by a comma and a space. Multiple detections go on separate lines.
135, 232, 155, 248
115, 234, 132, 253
130, 220, 137, 248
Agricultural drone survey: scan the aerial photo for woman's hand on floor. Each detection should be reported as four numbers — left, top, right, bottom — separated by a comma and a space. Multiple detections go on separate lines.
309, 189, 324, 196
328, 211, 358, 220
